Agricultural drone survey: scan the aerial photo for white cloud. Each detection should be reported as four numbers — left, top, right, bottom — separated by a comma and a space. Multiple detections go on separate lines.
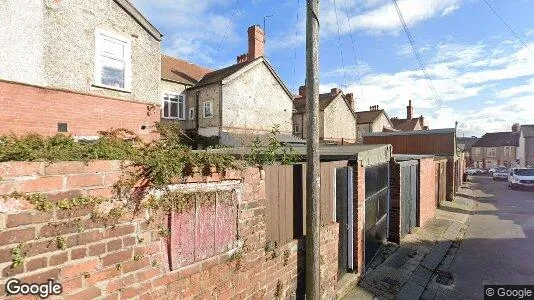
321, 0, 462, 36
132, 0, 242, 66
498, 78, 534, 98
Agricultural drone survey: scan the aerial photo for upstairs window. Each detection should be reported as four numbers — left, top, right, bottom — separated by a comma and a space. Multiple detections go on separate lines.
204, 101, 213, 118
475, 148, 481, 155
163, 93, 185, 119
487, 147, 497, 157
504, 146, 512, 157
94, 29, 131, 91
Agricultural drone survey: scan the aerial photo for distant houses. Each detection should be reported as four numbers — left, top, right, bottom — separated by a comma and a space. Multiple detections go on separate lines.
293, 86, 357, 144
471, 124, 521, 168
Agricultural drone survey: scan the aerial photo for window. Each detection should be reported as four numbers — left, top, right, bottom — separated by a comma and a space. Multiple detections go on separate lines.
189, 107, 195, 120
162, 93, 185, 119
487, 147, 497, 157
504, 146, 512, 157
94, 29, 131, 91
204, 101, 213, 118
475, 148, 481, 155
294, 124, 300, 134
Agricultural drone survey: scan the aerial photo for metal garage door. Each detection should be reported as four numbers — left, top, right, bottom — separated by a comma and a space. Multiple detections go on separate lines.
364, 163, 389, 269
400, 161, 418, 238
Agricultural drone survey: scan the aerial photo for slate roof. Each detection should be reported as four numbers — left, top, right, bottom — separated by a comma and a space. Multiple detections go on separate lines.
195, 59, 255, 87
472, 132, 520, 147
161, 55, 212, 86
293, 93, 339, 113
456, 137, 479, 151
355, 110, 385, 124
521, 125, 534, 138
390, 118, 423, 131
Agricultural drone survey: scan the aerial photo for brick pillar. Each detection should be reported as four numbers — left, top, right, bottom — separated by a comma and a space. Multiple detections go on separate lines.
388, 159, 401, 244
353, 164, 365, 274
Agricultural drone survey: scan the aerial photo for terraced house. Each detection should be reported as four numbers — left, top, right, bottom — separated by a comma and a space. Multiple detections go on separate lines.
471, 125, 521, 169
0, 0, 163, 138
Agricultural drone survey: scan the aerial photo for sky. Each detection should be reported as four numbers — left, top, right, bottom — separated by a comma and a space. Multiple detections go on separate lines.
132, 0, 534, 137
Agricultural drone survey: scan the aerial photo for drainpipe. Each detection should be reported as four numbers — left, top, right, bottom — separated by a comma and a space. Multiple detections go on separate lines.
195, 90, 200, 149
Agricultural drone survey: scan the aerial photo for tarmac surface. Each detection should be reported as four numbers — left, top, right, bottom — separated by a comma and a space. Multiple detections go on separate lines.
342, 175, 534, 299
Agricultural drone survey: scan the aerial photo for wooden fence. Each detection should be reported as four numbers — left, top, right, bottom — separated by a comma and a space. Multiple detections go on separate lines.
264, 161, 348, 245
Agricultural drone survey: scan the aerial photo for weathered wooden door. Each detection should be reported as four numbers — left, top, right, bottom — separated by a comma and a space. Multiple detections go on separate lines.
400, 163, 418, 237
336, 167, 354, 278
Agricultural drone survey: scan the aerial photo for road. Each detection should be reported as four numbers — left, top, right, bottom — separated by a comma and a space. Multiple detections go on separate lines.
447, 175, 534, 299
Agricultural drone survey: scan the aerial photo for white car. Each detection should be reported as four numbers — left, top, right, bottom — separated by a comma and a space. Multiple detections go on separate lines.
508, 168, 534, 190
492, 168, 509, 181
466, 168, 483, 175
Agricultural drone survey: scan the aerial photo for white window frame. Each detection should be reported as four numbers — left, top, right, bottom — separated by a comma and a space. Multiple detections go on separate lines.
203, 101, 213, 118
162, 92, 186, 120
475, 148, 481, 155
294, 124, 300, 134
504, 146, 512, 157
189, 107, 195, 120
487, 147, 497, 157
94, 28, 132, 92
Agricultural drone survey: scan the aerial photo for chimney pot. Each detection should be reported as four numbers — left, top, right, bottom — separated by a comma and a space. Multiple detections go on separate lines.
407, 100, 414, 120
247, 25, 264, 60
345, 93, 354, 110
298, 85, 307, 98
331, 88, 341, 96
512, 123, 520, 132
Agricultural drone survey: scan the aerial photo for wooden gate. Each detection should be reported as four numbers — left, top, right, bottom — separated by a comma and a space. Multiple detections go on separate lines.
400, 161, 418, 238
336, 167, 354, 278
264, 161, 346, 246
435, 160, 447, 205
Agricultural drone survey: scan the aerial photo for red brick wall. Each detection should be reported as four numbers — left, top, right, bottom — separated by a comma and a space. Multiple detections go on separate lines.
418, 158, 437, 227
353, 165, 365, 274
0, 80, 160, 138
0, 161, 340, 299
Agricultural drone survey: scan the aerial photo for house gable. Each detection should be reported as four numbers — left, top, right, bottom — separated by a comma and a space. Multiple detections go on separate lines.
221, 60, 293, 133
323, 94, 357, 141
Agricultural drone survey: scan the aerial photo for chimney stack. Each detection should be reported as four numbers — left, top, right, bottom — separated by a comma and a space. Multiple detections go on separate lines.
512, 123, 520, 132
236, 25, 265, 63
407, 100, 413, 120
345, 93, 354, 110
330, 88, 341, 96
298, 85, 307, 98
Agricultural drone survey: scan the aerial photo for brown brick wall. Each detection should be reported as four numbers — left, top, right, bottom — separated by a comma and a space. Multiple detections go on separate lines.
418, 158, 436, 227
0, 161, 340, 299
0, 80, 160, 138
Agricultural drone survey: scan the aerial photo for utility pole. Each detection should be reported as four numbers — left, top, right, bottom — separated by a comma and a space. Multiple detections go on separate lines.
305, 0, 320, 299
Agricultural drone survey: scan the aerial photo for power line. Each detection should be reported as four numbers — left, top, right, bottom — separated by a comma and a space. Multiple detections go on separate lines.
213, 0, 241, 67
482, 0, 533, 56
343, 0, 365, 103
392, 0, 442, 107
333, 0, 348, 87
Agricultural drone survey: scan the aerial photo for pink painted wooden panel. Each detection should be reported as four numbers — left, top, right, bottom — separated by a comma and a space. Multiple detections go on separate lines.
169, 206, 196, 270
194, 196, 216, 261
215, 191, 237, 253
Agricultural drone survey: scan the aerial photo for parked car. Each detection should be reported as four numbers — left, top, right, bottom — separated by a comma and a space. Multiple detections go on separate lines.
466, 168, 483, 175
508, 168, 534, 190
493, 168, 509, 181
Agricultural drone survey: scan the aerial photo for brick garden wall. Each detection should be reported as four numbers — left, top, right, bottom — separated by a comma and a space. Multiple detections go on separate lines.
418, 157, 436, 227
353, 165, 366, 274
0, 80, 160, 139
0, 161, 339, 299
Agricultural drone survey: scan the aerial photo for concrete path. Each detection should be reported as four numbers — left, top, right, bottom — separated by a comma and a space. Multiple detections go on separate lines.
342, 183, 476, 300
